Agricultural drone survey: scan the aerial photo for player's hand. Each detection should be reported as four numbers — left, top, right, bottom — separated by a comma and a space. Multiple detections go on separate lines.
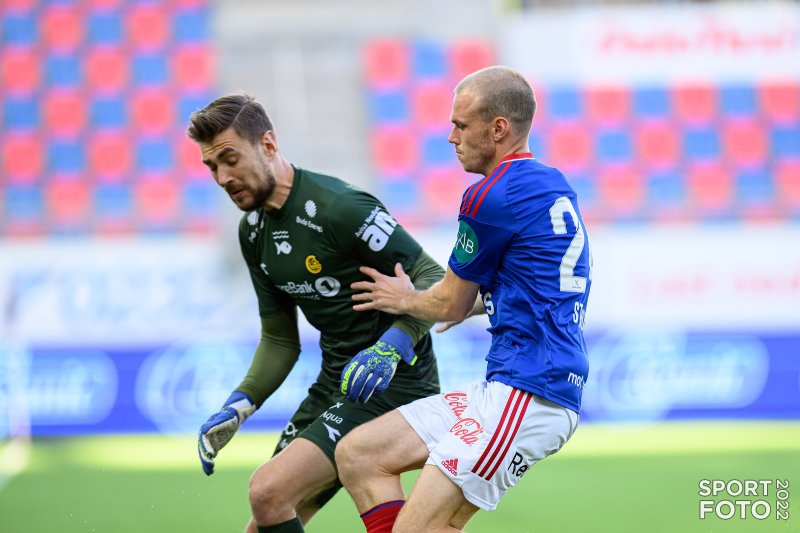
351, 263, 415, 314
197, 391, 255, 476
340, 328, 416, 403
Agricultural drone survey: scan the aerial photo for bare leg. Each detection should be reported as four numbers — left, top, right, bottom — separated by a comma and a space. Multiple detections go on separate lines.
335, 410, 429, 514
394, 464, 479, 533
243, 437, 337, 530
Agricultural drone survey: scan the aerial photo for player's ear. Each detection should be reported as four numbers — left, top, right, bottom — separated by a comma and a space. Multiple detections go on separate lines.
260, 130, 278, 157
493, 116, 511, 142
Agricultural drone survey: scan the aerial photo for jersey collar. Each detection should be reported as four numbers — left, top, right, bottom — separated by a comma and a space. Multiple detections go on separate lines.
490, 152, 533, 175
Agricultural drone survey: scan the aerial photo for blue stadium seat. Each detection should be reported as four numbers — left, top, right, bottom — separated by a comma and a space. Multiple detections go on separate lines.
174, 8, 209, 42
45, 53, 82, 87
412, 41, 447, 79
183, 182, 217, 217
4, 185, 43, 221
132, 54, 168, 85
421, 133, 455, 166
771, 126, 800, 157
87, 10, 123, 44
547, 87, 582, 119
177, 93, 213, 124
720, 84, 757, 116
379, 179, 419, 213
633, 87, 670, 117
2, 10, 37, 46
136, 138, 173, 172
48, 140, 85, 173
94, 184, 132, 217
647, 171, 685, 208
684, 128, 720, 160
369, 90, 409, 123
736, 169, 773, 205
90, 97, 127, 128
596, 129, 632, 162
3, 96, 39, 129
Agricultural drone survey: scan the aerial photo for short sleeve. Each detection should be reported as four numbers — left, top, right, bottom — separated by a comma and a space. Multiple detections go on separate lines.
328, 189, 422, 272
447, 215, 516, 286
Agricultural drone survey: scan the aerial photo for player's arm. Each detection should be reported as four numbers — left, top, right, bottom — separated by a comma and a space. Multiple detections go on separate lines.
352, 264, 480, 322
435, 293, 485, 333
388, 249, 445, 343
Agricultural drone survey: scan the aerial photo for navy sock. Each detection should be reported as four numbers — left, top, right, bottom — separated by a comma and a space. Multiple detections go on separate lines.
257, 516, 304, 533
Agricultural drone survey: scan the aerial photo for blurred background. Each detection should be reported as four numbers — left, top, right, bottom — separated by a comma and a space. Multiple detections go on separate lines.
1, 0, 798, 531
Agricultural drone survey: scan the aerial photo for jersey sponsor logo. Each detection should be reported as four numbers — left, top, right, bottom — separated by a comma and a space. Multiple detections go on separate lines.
274, 241, 292, 255
449, 417, 484, 446
305, 255, 322, 274
507, 451, 529, 478
355, 207, 397, 252
568, 372, 585, 390
453, 220, 479, 263
296, 215, 323, 233
276, 280, 316, 295
304, 200, 317, 218
321, 411, 343, 425
444, 392, 468, 418
315, 276, 340, 297
441, 458, 459, 476
247, 211, 259, 225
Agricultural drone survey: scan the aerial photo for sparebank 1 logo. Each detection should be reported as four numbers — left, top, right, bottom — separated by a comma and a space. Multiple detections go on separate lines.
135, 335, 252, 433
453, 220, 479, 263
580, 331, 769, 422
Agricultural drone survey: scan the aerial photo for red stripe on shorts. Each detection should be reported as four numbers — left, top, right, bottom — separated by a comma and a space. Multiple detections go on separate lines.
483, 391, 533, 479
472, 388, 523, 478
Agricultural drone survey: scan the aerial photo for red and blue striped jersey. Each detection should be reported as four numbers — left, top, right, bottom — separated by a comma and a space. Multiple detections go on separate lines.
448, 153, 592, 412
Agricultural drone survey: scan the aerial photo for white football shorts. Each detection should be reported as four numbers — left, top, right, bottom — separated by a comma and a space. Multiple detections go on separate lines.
398, 380, 578, 510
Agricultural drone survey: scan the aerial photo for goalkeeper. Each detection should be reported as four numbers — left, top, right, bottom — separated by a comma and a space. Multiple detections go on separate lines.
189, 94, 443, 533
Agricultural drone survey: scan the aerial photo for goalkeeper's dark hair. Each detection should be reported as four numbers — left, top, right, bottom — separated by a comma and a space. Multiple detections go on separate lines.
187, 93, 274, 146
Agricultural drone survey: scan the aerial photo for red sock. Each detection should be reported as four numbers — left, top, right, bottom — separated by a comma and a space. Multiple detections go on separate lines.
360, 500, 405, 533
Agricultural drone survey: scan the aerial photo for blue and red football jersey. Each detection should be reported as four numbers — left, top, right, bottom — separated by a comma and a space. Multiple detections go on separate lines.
448, 153, 592, 412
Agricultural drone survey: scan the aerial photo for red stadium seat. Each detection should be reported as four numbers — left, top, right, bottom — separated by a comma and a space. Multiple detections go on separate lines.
585, 86, 630, 124
2, 133, 43, 182
1, 48, 40, 93
758, 81, 799, 122
411, 81, 452, 130
41, 5, 83, 50
42, 89, 86, 136
364, 40, 409, 89
687, 164, 732, 213
449, 40, 493, 81
85, 47, 129, 92
88, 132, 132, 180
775, 161, 800, 208
673, 84, 717, 124
547, 122, 591, 171
634, 121, 680, 168
420, 167, 467, 221
172, 45, 214, 90
134, 177, 180, 224
371, 126, 418, 176
177, 134, 209, 178
131, 89, 173, 134
127, 3, 169, 50
47, 179, 90, 225
721, 119, 767, 168
597, 164, 644, 215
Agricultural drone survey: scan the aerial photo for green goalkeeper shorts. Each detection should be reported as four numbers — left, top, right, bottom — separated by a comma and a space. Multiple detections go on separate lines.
271, 376, 439, 467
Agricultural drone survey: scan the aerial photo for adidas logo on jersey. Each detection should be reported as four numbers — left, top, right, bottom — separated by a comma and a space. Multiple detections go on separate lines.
441, 458, 459, 476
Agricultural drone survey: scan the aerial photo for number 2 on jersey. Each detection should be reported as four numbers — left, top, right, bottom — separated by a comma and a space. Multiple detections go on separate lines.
549, 196, 590, 293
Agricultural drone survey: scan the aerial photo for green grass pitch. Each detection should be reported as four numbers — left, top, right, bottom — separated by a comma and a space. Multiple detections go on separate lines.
1, 421, 798, 532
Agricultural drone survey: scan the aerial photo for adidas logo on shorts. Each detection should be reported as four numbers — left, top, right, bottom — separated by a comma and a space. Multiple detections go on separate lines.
441, 458, 459, 476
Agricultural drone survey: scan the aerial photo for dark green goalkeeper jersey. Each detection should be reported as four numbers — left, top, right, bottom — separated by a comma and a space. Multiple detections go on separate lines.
238, 166, 441, 391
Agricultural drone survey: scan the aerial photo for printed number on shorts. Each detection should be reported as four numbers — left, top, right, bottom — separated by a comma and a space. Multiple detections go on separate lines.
548, 196, 591, 293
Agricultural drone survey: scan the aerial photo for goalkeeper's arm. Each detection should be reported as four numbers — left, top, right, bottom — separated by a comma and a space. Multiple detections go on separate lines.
198, 310, 300, 475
